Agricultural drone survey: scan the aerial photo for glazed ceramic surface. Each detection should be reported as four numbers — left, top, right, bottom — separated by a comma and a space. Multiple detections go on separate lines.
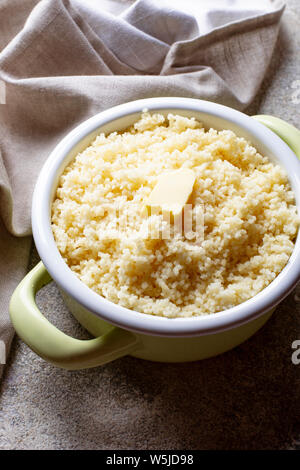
9, 98, 300, 369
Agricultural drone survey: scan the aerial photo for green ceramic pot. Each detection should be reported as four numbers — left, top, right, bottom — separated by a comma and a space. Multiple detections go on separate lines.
9, 98, 300, 370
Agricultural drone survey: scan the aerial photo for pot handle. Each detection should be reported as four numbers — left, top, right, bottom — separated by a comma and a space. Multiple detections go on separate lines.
9, 261, 139, 370
252, 115, 300, 159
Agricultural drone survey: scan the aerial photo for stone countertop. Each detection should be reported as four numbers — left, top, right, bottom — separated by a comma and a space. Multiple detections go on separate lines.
0, 0, 300, 450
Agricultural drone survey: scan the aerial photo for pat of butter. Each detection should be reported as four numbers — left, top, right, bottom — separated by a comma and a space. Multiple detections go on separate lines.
145, 169, 196, 218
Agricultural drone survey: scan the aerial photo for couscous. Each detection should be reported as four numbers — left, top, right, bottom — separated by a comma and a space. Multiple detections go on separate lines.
51, 113, 299, 318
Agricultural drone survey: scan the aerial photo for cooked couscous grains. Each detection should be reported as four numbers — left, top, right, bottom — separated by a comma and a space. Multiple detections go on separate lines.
51, 113, 299, 317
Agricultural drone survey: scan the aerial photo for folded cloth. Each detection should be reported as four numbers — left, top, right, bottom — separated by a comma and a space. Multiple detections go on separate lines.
0, 0, 285, 378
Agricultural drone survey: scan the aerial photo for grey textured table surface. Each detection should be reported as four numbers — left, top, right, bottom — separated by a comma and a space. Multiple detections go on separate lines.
1, 0, 300, 451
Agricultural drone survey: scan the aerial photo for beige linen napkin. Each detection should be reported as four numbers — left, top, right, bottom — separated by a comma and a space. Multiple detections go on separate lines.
0, 0, 285, 377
